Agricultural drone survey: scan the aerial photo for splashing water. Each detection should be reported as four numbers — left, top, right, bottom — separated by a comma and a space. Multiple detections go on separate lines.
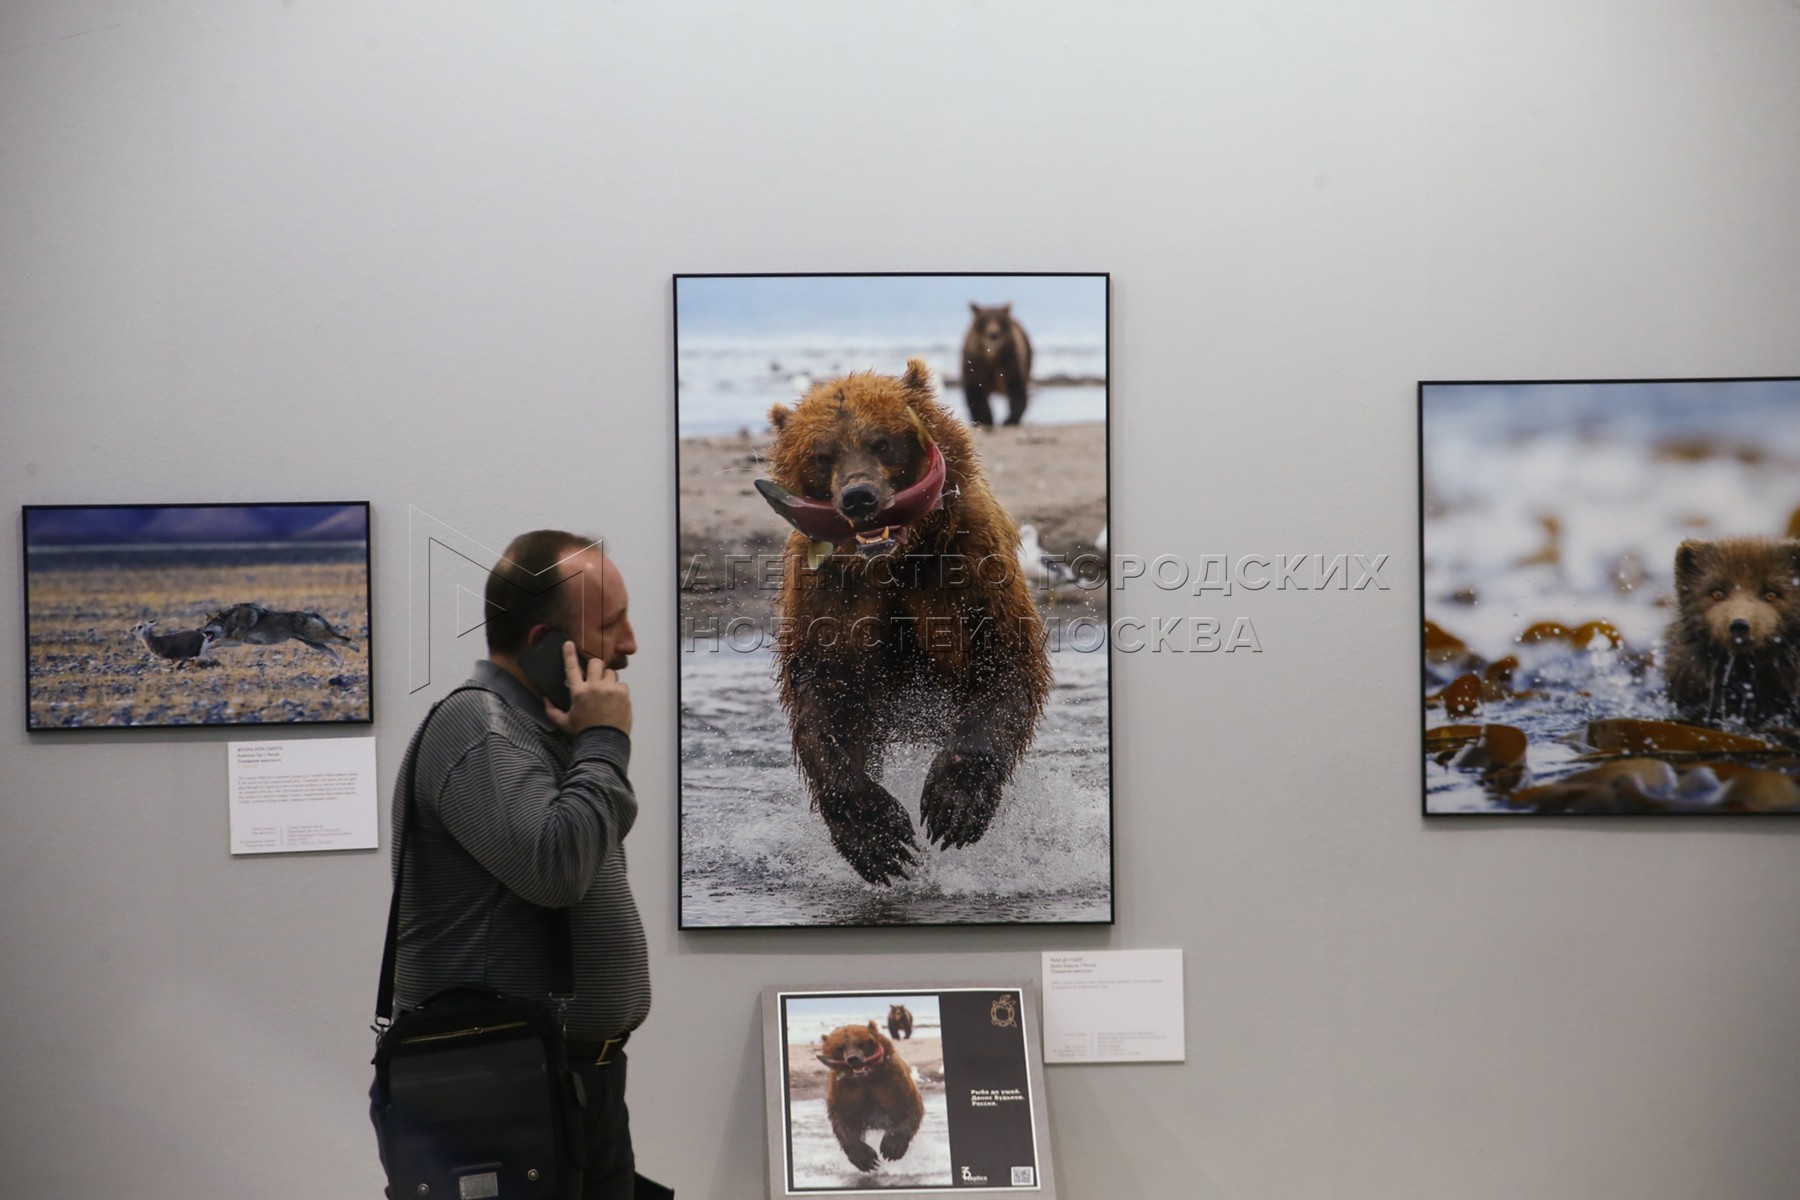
680, 645, 1112, 925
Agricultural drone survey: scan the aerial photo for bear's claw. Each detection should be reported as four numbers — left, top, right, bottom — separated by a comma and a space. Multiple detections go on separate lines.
921, 748, 1006, 848
823, 783, 919, 885
879, 1131, 914, 1161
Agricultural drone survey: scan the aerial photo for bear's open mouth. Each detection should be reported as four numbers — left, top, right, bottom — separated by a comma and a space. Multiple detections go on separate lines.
754, 413, 949, 565
819, 1043, 886, 1074
755, 440, 945, 540
853, 526, 898, 558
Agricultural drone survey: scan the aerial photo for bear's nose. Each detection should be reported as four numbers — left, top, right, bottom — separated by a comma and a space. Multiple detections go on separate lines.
1731, 618, 1750, 638
839, 484, 881, 520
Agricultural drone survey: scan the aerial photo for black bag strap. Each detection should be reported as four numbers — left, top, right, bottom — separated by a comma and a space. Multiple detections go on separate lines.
375, 686, 575, 1026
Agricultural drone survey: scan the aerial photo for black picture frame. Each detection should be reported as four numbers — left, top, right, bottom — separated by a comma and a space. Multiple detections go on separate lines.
1420, 376, 1800, 816
675, 272, 1114, 927
22, 500, 374, 731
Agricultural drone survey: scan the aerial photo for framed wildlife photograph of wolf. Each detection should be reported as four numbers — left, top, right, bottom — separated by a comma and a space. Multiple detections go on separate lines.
22, 501, 373, 730
761, 984, 1055, 1197
676, 273, 1112, 927
1421, 377, 1800, 816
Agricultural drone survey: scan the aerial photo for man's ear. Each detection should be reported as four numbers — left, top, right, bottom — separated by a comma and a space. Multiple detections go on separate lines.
768, 403, 790, 432
902, 357, 933, 394
1674, 540, 1713, 589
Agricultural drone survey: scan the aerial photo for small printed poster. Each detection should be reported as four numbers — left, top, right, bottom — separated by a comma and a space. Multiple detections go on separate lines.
762, 985, 1055, 1197
1040, 949, 1185, 1064
227, 736, 379, 854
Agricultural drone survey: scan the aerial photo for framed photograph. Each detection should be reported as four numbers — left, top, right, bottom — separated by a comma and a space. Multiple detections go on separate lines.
762, 985, 1055, 1197
23, 501, 373, 730
1421, 377, 1800, 815
675, 272, 1113, 927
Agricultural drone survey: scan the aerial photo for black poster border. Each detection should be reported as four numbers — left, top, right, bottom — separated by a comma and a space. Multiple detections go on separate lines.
761, 982, 1056, 1199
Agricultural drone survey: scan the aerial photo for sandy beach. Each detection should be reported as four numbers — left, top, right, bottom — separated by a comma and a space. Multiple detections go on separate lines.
678, 419, 1109, 627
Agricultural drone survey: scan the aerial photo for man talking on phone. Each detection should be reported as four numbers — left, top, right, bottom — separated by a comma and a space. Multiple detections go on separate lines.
386, 529, 650, 1198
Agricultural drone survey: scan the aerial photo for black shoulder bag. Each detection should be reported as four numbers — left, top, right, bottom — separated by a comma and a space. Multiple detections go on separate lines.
370, 688, 587, 1200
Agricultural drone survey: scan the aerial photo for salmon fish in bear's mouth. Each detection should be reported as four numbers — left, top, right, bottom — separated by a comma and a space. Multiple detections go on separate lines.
754, 430, 949, 566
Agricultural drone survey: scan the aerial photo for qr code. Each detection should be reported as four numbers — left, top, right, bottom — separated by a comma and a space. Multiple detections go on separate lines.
1011, 1166, 1036, 1186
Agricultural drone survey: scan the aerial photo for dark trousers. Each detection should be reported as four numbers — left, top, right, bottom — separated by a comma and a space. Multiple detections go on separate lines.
572, 1052, 635, 1200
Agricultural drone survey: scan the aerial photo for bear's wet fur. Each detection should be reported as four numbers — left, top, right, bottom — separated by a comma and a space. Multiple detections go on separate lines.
767, 358, 1052, 884
960, 302, 1032, 427
816, 1021, 924, 1172
1664, 537, 1800, 725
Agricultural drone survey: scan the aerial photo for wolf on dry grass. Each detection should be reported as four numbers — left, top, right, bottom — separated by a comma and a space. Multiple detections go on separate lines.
201, 603, 355, 663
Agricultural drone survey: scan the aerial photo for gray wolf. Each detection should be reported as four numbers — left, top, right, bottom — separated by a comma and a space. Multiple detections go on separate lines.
201, 603, 355, 662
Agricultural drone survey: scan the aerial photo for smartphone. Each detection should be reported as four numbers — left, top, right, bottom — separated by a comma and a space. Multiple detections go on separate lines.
517, 628, 591, 712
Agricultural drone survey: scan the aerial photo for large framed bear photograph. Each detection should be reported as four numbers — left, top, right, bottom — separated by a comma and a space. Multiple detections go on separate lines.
1421, 376, 1800, 816
676, 273, 1112, 927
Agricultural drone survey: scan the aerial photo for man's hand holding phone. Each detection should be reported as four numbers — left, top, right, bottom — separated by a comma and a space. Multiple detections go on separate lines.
543, 640, 632, 737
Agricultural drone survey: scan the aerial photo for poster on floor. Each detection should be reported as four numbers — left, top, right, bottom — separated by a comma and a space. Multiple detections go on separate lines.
676, 273, 1113, 927
763, 985, 1054, 1197
1421, 376, 1800, 815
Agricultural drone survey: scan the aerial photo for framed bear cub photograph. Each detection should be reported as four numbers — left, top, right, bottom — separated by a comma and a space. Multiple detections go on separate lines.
675, 273, 1113, 927
761, 985, 1054, 1197
1420, 376, 1800, 816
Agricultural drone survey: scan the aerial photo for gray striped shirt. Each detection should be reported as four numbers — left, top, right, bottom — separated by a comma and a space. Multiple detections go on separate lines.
390, 660, 650, 1039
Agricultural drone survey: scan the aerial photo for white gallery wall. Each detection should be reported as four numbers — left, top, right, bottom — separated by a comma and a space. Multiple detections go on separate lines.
4, 1, 1799, 1196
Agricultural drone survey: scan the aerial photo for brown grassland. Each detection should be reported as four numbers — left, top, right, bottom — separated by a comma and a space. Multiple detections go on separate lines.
26, 558, 371, 728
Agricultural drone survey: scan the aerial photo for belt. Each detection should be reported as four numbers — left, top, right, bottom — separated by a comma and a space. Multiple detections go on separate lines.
564, 1032, 629, 1066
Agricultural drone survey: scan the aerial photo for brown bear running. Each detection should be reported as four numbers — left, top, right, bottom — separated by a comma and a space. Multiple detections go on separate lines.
760, 358, 1052, 884
960, 302, 1032, 427
1663, 537, 1800, 725
886, 1004, 913, 1039
816, 1021, 924, 1173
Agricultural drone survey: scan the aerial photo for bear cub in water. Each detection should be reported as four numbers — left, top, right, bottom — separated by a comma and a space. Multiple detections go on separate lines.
1664, 537, 1800, 725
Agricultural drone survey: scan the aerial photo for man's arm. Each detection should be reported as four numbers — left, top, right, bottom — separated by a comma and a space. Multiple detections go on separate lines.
431, 723, 637, 908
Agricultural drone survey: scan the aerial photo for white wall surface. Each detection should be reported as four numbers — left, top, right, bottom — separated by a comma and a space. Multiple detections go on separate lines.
5, 2, 1800, 1197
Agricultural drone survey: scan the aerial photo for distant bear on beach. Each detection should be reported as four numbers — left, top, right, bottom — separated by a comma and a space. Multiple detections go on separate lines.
1664, 537, 1800, 725
816, 1021, 924, 1173
886, 1004, 913, 1039
960, 302, 1033, 427
759, 358, 1051, 884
